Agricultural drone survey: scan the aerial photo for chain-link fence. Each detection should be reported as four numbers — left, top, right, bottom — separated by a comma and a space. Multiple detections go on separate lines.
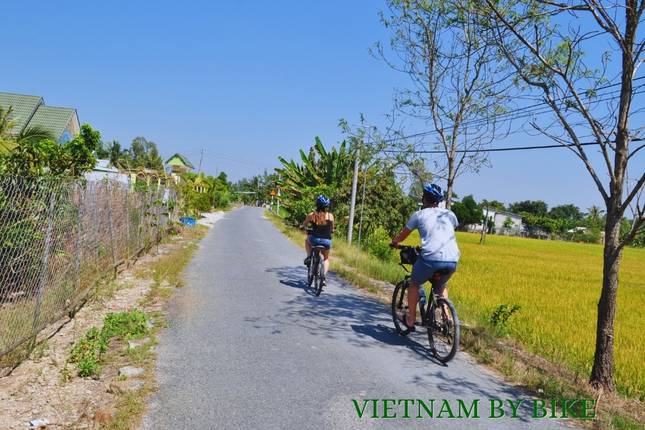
0, 176, 178, 368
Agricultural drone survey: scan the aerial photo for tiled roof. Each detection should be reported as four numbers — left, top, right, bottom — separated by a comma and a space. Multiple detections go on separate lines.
28, 105, 76, 140
166, 153, 195, 168
0, 92, 43, 135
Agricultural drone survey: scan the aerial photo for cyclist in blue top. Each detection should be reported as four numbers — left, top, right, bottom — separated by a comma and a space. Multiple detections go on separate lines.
302, 195, 334, 283
390, 184, 460, 331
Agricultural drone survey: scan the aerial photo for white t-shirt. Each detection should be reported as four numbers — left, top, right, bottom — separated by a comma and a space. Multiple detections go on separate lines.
406, 207, 460, 262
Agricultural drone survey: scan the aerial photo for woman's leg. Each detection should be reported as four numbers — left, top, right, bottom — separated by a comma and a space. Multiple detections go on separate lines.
321, 249, 330, 275
305, 237, 312, 257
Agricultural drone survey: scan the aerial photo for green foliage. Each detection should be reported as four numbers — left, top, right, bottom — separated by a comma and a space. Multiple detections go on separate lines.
129, 136, 163, 170
69, 327, 107, 377
480, 199, 506, 212
276, 137, 352, 194
549, 204, 582, 222
489, 304, 521, 335
179, 172, 231, 216
102, 309, 148, 340
363, 226, 394, 261
273, 136, 415, 239
68, 310, 149, 378
451, 195, 484, 229
509, 200, 548, 216
0, 123, 99, 177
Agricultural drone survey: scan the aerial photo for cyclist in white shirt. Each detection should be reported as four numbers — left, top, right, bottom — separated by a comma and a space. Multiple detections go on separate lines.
390, 184, 460, 332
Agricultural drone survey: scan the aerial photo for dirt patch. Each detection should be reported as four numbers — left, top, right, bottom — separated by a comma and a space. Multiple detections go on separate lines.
0, 232, 197, 429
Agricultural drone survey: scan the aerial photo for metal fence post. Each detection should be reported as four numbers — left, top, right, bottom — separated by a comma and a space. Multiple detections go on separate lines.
93, 183, 100, 271
106, 182, 117, 277
33, 191, 56, 332
75, 185, 83, 294
125, 186, 131, 266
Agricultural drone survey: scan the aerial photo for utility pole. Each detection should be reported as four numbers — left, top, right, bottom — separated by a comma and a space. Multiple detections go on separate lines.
276, 187, 281, 216
347, 146, 360, 245
357, 164, 368, 246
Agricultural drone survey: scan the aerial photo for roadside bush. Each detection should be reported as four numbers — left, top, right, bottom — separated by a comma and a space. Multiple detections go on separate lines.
363, 226, 394, 261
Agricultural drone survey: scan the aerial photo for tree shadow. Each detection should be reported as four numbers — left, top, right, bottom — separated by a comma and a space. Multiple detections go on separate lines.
264, 265, 447, 365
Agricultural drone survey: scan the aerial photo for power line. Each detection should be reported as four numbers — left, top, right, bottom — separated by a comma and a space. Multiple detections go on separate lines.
380, 76, 645, 144
383, 137, 645, 154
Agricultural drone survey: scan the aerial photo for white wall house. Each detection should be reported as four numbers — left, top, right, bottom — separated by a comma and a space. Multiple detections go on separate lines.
85, 159, 130, 185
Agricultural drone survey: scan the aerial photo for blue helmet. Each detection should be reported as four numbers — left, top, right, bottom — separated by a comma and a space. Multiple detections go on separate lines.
316, 194, 331, 209
422, 183, 444, 202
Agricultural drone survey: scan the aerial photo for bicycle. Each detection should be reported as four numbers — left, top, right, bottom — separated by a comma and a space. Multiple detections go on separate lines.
304, 228, 325, 296
390, 245, 460, 363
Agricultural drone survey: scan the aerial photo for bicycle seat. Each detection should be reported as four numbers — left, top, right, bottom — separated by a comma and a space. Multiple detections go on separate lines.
312, 246, 327, 250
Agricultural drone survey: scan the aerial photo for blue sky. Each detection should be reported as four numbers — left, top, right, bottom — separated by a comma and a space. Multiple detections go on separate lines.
3, 1, 643, 211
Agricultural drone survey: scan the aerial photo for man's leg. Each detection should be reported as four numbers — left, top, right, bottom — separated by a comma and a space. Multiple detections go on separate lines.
407, 281, 420, 327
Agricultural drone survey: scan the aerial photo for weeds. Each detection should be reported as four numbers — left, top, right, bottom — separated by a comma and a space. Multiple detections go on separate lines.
67, 310, 149, 378
489, 304, 521, 335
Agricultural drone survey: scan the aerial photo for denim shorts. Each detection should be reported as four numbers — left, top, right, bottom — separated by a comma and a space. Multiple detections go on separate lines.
308, 235, 332, 250
411, 258, 457, 289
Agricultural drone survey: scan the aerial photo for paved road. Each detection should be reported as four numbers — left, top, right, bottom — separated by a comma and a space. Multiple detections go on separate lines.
143, 207, 574, 430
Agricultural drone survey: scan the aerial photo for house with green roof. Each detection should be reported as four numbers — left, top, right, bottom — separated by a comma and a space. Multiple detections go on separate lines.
165, 153, 194, 174
0, 92, 80, 143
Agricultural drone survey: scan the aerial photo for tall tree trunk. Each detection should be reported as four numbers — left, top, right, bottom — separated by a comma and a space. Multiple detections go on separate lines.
590, 2, 636, 389
590, 202, 623, 391
445, 157, 455, 209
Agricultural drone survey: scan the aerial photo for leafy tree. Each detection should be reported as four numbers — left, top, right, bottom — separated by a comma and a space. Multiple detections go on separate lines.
0, 124, 99, 177
509, 200, 548, 216
480, 199, 506, 212
586, 205, 605, 228
96, 140, 130, 169
451, 195, 484, 229
482, 0, 645, 390
549, 204, 583, 222
276, 137, 351, 194
373, 0, 513, 208
129, 136, 163, 170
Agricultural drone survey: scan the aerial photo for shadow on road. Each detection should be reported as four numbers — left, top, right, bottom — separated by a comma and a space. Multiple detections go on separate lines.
264, 265, 444, 365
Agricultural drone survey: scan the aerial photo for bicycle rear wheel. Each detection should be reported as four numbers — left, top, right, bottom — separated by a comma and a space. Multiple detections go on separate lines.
314, 256, 324, 296
307, 252, 315, 287
427, 298, 460, 363
391, 280, 412, 335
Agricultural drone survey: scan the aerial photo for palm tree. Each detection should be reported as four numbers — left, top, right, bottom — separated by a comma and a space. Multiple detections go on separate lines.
587, 205, 605, 227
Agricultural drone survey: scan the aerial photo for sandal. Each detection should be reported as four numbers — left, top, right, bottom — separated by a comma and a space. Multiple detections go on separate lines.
398, 314, 416, 333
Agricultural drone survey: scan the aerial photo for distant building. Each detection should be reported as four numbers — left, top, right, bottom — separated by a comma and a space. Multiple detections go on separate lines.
466, 210, 523, 236
85, 159, 130, 185
0, 92, 80, 143
492, 211, 523, 236
165, 153, 194, 174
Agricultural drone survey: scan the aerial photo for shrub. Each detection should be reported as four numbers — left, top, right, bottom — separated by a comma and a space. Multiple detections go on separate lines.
68, 310, 148, 377
364, 226, 394, 261
489, 304, 521, 335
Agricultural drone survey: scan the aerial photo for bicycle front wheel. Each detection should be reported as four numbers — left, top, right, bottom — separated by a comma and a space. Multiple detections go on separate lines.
391, 280, 411, 335
427, 298, 460, 363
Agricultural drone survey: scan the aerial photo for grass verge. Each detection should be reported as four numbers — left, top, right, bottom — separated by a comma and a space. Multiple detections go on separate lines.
265, 210, 644, 429
101, 225, 207, 430
58, 225, 208, 429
